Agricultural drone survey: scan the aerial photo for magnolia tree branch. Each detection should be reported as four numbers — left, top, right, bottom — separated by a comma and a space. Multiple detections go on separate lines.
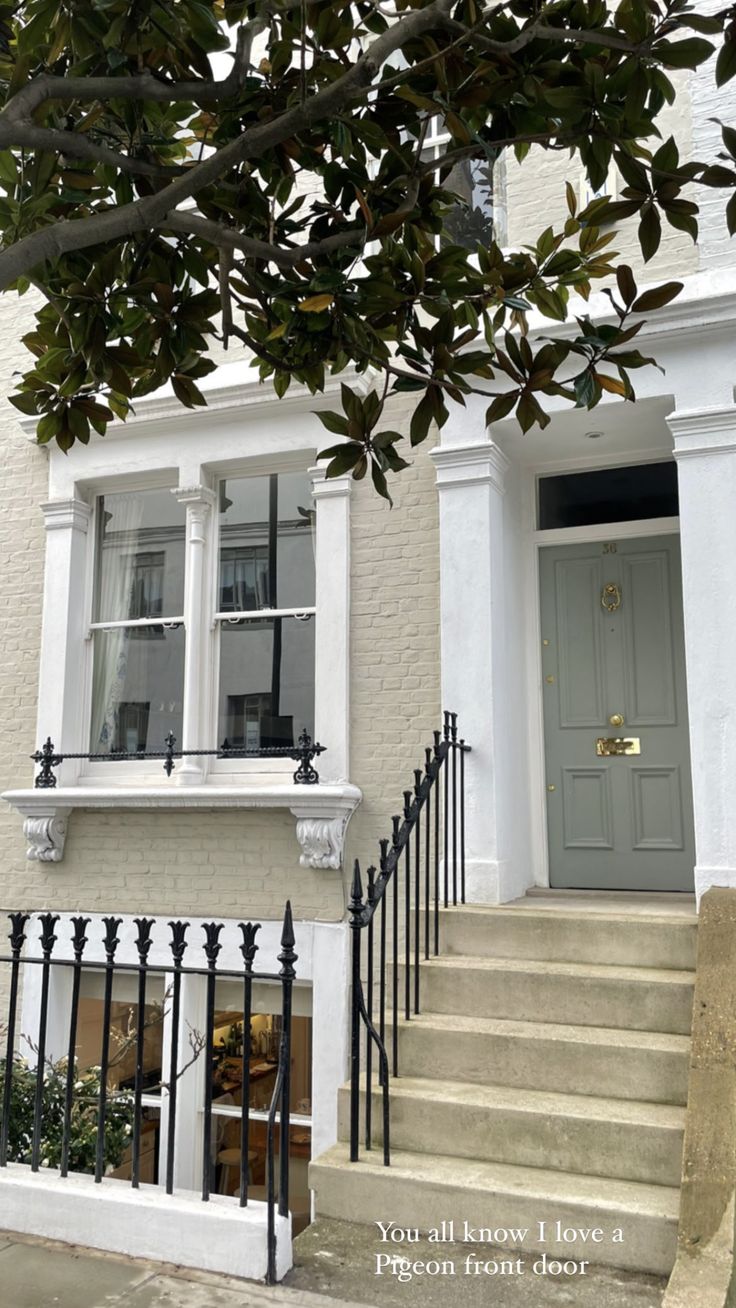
0, 0, 457, 289
0, 0, 668, 289
0, 123, 180, 177
164, 211, 366, 265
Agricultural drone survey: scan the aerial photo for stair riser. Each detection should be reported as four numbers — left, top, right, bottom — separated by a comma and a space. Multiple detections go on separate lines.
309, 1160, 677, 1277
337, 1088, 683, 1186
414, 966, 693, 1034
439, 913, 697, 971
398, 1024, 689, 1105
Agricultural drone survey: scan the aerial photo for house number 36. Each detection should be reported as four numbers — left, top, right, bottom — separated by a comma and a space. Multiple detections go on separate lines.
602, 543, 618, 554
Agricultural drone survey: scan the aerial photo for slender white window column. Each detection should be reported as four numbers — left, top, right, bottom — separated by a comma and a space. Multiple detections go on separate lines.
310, 467, 351, 784
175, 486, 216, 785
432, 436, 529, 904
669, 404, 736, 903
37, 499, 92, 785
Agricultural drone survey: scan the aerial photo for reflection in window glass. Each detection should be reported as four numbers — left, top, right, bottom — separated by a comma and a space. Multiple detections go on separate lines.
218, 618, 315, 750
210, 1002, 312, 1231
90, 624, 185, 753
90, 488, 186, 754
93, 489, 185, 624
75, 981, 165, 1184
218, 472, 315, 613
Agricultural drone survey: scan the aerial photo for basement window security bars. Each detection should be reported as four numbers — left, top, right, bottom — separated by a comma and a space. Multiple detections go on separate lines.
348, 711, 470, 1167
30, 729, 326, 788
0, 906, 297, 1286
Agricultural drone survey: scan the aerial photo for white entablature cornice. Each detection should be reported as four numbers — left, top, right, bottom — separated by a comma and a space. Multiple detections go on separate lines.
431, 440, 510, 494
667, 404, 736, 459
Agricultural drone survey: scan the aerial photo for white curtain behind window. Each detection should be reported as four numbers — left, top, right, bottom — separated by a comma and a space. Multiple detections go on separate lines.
90, 493, 145, 752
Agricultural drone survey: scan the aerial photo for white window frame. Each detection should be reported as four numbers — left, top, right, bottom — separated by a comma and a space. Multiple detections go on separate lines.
4, 376, 360, 866
209, 460, 318, 782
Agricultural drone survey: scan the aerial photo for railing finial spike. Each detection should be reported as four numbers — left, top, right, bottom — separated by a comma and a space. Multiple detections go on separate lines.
350, 859, 363, 909
279, 901, 298, 978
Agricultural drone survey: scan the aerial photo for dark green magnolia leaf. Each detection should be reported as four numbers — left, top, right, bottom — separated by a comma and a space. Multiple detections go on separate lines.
485, 392, 518, 426
631, 282, 683, 313
370, 458, 392, 504
324, 442, 364, 478
616, 265, 637, 307
639, 206, 662, 262
316, 410, 350, 435
655, 38, 714, 70
9, 390, 40, 416
410, 392, 434, 448
727, 192, 736, 238
716, 38, 736, 86
574, 370, 597, 409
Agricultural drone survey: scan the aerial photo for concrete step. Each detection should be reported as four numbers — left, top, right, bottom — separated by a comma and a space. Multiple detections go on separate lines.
337, 1078, 685, 1186
411, 956, 694, 1034
310, 1143, 679, 1276
438, 906, 697, 970
396, 1012, 690, 1105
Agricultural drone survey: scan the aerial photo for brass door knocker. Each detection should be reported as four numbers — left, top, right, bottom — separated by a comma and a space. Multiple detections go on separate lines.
601, 582, 622, 613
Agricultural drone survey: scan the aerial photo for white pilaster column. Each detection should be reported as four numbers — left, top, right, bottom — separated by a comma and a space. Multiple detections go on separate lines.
669, 404, 736, 903
174, 486, 216, 785
432, 438, 526, 904
310, 467, 351, 784
38, 499, 92, 786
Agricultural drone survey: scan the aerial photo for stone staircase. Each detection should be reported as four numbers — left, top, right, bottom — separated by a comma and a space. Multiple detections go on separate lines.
310, 898, 697, 1277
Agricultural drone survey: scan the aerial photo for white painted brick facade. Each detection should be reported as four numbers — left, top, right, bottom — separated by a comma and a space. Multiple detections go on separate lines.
0, 52, 729, 927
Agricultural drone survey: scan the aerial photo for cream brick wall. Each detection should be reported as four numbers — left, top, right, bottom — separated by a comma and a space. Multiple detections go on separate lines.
0, 293, 441, 928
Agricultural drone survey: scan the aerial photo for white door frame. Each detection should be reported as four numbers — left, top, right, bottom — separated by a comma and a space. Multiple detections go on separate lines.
524, 456, 682, 889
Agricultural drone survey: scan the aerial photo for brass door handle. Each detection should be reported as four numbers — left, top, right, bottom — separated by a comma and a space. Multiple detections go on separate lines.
609, 713, 624, 727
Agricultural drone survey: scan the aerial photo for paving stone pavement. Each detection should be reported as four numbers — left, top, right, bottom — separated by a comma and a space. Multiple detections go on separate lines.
287, 1219, 668, 1308
0, 1224, 667, 1308
0, 1231, 371, 1308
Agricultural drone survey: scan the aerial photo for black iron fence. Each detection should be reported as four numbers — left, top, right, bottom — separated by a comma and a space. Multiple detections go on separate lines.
31, 729, 325, 788
0, 906, 297, 1284
348, 711, 470, 1165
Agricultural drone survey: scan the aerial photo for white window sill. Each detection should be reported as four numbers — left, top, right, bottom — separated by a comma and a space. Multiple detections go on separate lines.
2, 782, 362, 870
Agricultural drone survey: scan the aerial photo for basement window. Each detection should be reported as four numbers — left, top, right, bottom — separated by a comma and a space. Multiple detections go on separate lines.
538, 461, 679, 530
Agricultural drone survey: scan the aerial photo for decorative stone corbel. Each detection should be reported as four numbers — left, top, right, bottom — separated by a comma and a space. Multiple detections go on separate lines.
290, 788, 360, 870
23, 810, 69, 862
294, 814, 349, 870
3, 784, 362, 869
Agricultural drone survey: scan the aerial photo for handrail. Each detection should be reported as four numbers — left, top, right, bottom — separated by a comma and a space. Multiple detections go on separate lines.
348, 711, 470, 1165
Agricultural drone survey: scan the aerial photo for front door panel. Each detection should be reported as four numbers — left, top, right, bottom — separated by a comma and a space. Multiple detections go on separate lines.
541, 535, 695, 891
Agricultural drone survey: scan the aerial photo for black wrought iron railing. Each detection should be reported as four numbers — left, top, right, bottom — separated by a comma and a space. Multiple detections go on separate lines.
348, 711, 470, 1165
0, 906, 297, 1284
31, 729, 325, 788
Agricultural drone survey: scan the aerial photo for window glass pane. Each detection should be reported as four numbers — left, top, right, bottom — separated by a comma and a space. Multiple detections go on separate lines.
71, 979, 165, 1181
93, 488, 185, 623
90, 624, 185, 753
210, 999, 312, 1229
218, 472, 315, 612
538, 462, 679, 530
443, 157, 495, 249
218, 617, 315, 750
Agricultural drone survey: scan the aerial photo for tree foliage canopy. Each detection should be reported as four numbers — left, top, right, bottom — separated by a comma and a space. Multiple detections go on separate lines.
0, 0, 735, 498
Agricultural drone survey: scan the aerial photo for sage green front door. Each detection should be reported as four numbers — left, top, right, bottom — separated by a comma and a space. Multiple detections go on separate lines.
540, 535, 695, 891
